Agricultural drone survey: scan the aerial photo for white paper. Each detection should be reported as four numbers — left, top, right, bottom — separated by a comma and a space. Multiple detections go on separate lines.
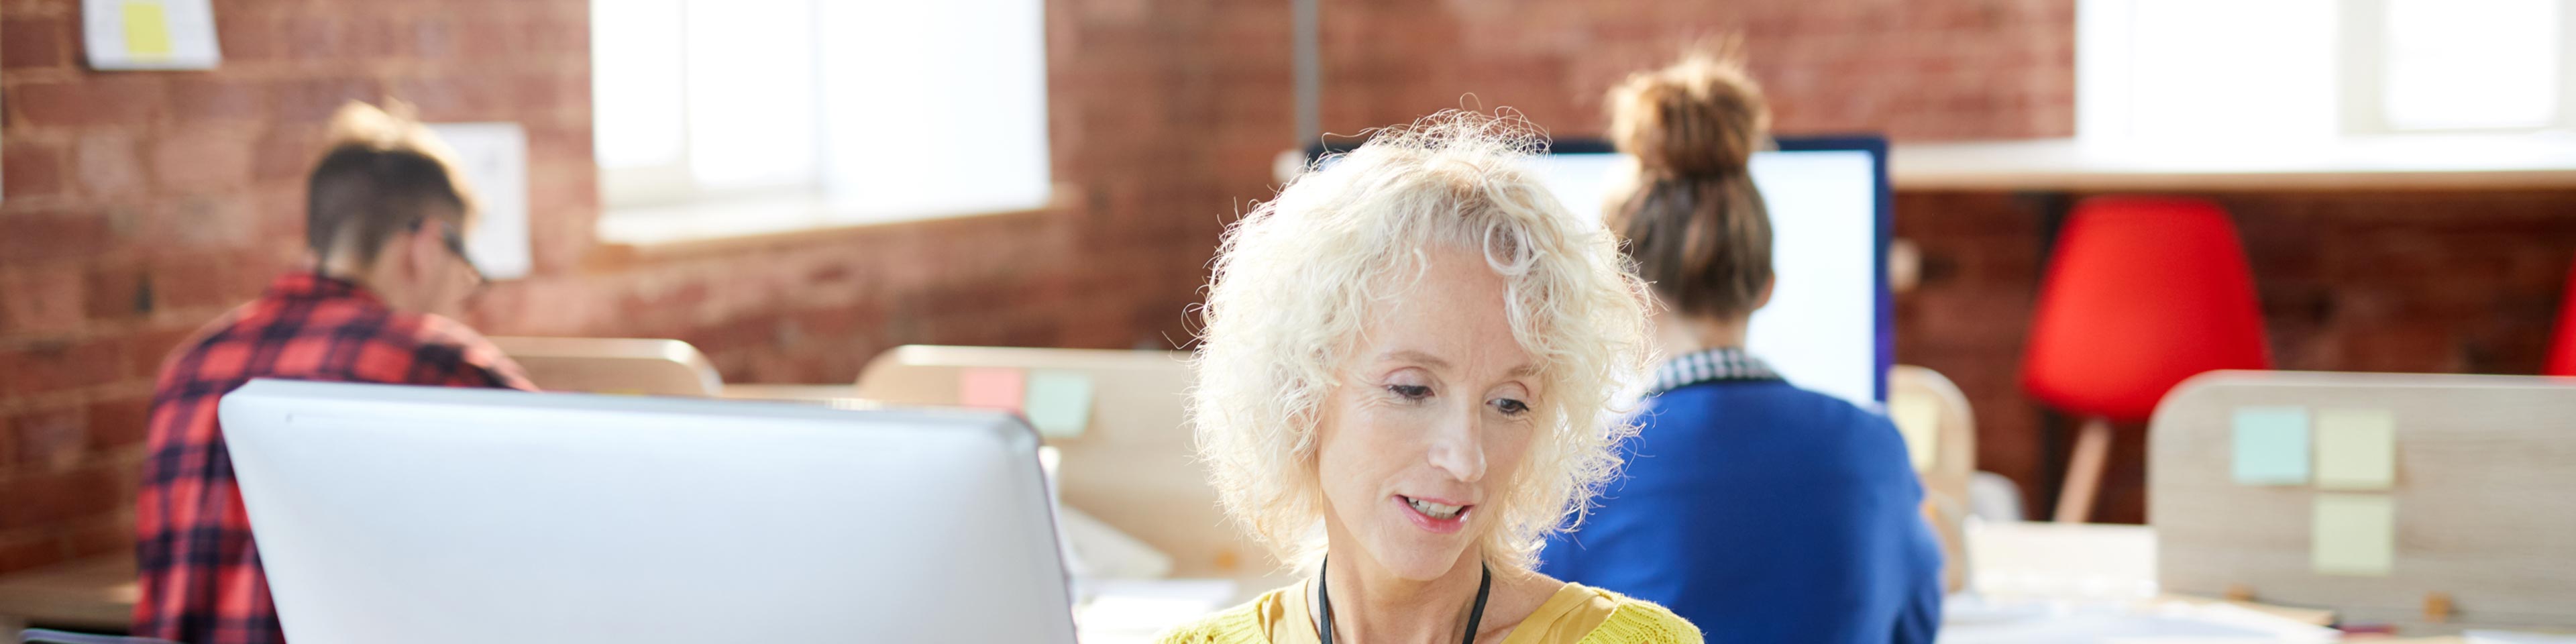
83, 0, 221, 70
425, 123, 533, 280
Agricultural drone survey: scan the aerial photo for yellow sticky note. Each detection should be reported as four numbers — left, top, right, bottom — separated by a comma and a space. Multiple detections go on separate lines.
1022, 370, 1095, 438
1888, 396, 1939, 473
122, 1, 174, 58
2315, 409, 2396, 490
2312, 493, 2396, 576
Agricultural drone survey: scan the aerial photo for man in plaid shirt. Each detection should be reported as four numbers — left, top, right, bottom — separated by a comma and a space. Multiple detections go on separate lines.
132, 102, 537, 644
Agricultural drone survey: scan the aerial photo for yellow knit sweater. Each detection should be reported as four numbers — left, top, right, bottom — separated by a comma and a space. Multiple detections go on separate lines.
1157, 580, 1701, 644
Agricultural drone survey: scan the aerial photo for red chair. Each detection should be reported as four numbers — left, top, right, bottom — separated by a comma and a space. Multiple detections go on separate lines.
2548, 259, 2576, 378
2022, 197, 2270, 523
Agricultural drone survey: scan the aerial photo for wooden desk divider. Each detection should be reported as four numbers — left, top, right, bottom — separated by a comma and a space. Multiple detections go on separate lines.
2149, 370, 2576, 633
488, 336, 724, 397
855, 345, 1271, 579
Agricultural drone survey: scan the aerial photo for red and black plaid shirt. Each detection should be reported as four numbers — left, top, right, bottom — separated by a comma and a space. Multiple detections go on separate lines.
133, 272, 534, 644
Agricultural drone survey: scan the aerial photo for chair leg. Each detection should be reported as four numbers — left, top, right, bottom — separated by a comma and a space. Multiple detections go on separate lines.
2053, 417, 2112, 523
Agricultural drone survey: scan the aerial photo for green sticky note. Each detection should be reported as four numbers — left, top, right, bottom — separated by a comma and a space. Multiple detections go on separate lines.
2312, 493, 2396, 576
122, 1, 174, 58
2232, 406, 2311, 485
1022, 370, 1094, 438
2316, 409, 2396, 490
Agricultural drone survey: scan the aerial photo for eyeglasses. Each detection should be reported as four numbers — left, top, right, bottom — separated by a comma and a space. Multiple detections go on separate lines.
418, 219, 489, 290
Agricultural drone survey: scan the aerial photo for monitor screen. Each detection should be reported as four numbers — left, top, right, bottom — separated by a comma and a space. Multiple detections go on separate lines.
1525, 138, 1892, 407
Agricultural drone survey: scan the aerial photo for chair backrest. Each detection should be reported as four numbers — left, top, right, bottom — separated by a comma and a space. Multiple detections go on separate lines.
1888, 364, 1977, 592
2022, 197, 2269, 422
2149, 370, 2576, 632
854, 345, 1266, 578
488, 336, 723, 397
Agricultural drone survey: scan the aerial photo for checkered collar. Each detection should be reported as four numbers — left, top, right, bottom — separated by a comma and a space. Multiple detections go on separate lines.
1647, 346, 1782, 394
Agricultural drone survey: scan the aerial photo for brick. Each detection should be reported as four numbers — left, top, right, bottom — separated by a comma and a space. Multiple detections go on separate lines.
7, 404, 85, 468
394, 75, 503, 121
0, 531, 64, 577
253, 127, 323, 181
0, 337, 125, 398
168, 78, 270, 123
147, 252, 240, 311
86, 396, 151, 453
148, 129, 258, 194
136, 198, 257, 250
409, 16, 457, 60
0, 265, 83, 335
284, 14, 350, 60
1, 15, 68, 70
274, 78, 384, 123
0, 209, 115, 262
128, 325, 203, 380
83, 261, 149, 322
2, 139, 68, 199
70, 132, 146, 198
13, 78, 165, 127
0, 463, 126, 531
211, 10, 283, 62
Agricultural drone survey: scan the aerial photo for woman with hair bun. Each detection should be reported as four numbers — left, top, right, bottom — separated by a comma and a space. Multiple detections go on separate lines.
1535, 50, 1944, 644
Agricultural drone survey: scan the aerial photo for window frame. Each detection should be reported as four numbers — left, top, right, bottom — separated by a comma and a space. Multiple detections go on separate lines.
2079, 0, 2576, 141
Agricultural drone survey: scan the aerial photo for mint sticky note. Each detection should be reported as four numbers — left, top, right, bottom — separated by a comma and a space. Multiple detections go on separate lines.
122, 1, 174, 57
1022, 370, 1095, 438
2316, 409, 2396, 490
2312, 493, 2396, 576
2231, 406, 2311, 485
958, 367, 1026, 413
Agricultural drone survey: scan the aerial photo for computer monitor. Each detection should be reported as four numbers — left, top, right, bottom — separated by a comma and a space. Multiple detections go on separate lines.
1309, 136, 1894, 407
218, 379, 1078, 643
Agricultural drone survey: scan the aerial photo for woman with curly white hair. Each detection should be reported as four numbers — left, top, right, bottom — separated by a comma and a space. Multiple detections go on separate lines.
1161, 112, 1699, 644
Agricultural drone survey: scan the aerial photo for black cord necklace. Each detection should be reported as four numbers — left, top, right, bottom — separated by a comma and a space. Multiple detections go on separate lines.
1316, 557, 1493, 644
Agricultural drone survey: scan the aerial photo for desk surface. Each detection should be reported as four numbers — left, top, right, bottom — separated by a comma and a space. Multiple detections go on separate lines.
0, 556, 135, 630
1892, 134, 2576, 192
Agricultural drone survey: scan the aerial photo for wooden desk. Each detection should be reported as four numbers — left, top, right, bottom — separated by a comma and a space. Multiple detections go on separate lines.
0, 556, 135, 633
1893, 134, 2576, 192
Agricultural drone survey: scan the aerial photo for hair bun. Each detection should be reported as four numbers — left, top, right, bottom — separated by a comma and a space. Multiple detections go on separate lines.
1607, 49, 1770, 178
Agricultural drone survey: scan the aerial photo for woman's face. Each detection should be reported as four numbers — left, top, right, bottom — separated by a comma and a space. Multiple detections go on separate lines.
1314, 246, 1541, 581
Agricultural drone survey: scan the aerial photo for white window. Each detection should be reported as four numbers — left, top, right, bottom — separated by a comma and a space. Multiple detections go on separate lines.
590, 0, 1052, 244
2078, 0, 2576, 142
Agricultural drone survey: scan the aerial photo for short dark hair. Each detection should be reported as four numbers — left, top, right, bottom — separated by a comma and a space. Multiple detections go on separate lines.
1603, 47, 1773, 319
305, 101, 476, 266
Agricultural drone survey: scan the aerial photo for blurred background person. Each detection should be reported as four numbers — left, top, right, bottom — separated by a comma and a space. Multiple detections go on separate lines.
131, 102, 535, 644
1536, 50, 1943, 644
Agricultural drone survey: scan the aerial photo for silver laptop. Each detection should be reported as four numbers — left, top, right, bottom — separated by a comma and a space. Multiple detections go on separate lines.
219, 379, 1077, 643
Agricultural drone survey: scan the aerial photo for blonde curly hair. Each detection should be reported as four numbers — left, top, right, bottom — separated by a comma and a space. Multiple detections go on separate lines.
1189, 111, 1654, 573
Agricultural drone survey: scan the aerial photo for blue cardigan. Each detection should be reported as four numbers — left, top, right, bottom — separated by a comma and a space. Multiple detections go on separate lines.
1539, 360, 1943, 643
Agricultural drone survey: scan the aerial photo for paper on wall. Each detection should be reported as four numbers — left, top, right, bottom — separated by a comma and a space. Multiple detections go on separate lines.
425, 123, 533, 280
85, 0, 221, 70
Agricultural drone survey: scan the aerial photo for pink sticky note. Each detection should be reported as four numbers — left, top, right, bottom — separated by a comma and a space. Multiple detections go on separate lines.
958, 368, 1026, 413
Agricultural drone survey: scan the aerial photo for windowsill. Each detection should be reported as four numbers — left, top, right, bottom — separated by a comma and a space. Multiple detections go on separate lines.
1891, 131, 2576, 191
596, 189, 1060, 248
